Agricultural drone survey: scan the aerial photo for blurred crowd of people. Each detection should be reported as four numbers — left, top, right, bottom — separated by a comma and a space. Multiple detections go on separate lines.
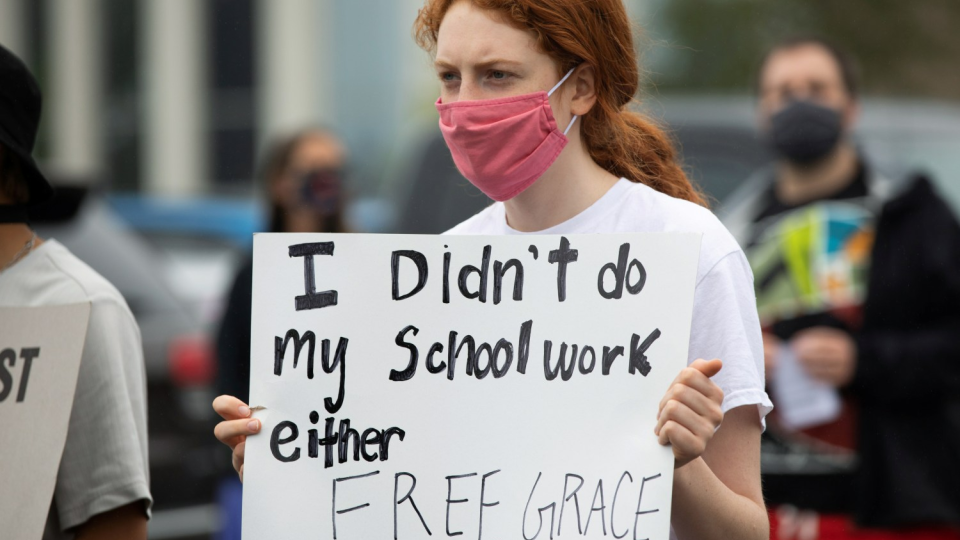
2, 2, 959, 539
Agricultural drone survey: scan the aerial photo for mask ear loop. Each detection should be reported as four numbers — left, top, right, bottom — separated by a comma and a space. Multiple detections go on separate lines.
548, 67, 579, 137
547, 67, 577, 97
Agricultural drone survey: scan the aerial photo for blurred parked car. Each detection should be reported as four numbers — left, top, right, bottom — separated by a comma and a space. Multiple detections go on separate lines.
32, 187, 234, 540
105, 195, 264, 327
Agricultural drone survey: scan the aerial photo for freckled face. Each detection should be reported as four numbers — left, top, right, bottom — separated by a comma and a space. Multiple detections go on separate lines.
434, 1, 561, 104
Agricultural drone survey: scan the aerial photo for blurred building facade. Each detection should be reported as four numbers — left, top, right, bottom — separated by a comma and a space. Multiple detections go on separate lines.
0, 0, 653, 199
0, 0, 435, 197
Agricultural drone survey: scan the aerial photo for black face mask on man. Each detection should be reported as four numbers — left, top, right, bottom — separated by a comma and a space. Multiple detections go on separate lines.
767, 100, 843, 165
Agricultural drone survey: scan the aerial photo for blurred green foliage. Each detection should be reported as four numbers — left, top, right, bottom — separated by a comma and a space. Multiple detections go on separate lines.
655, 0, 960, 99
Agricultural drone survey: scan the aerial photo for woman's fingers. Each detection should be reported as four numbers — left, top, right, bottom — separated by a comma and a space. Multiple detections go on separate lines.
233, 440, 246, 478
656, 398, 719, 442
213, 395, 251, 421
690, 358, 723, 379
655, 359, 725, 468
658, 360, 724, 414
657, 420, 706, 465
657, 382, 723, 428
214, 417, 261, 450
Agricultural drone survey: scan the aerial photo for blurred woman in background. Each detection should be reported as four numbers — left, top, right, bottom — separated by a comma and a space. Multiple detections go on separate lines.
216, 128, 348, 403
212, 129, 347, 540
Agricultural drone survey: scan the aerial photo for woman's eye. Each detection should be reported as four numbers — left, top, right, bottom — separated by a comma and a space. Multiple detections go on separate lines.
489, 70, 509, 81
440, 72, 459, 83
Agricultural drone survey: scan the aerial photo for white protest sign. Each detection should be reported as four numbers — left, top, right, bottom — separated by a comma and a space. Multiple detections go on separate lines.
244, 233, 701, 540
0, 303, 91, 540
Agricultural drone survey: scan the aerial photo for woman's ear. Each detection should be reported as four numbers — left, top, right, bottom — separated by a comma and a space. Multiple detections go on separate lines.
570, 64, 598, 116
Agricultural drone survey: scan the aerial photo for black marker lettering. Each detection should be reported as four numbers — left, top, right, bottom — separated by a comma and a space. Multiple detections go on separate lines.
448, 332, 476, 380
426, 342, 446, 374
558, 473, 585, 536
517, 320, 533, 374
309, 411, 321, 458
338, 418, 361, 463
290, 242, 337, 311
598, 243, 646, 299
626, 258, 646, 295
473, 342, 493, 380
361, 428, 381, 462
390, 325, 420, 381
598, 243, 630, 300
493, 258, 524, 304
380, 427, 405, 461
479, 470, 501, 540
548, 236, 578, 302
632, 474, 662, 540
395, 472, 431, 539
578, 346, 597, 375
628, 329, 661, 377
321, 337, 348, 414
332, 470, 380, 539
458, 245, 491, 303
443, 250, 452, 304
491, 339, 514, 378
270, 421, 300, 462
322, 416, 339, 468
602, 346, 625, 375
392, 250, 428, 300
612, 472, 633, 539
446, 472, 478, 537
544, 341, 577, 381
584, 479, 607, 536
274, 329, 315, 378
522, 472, 546, 540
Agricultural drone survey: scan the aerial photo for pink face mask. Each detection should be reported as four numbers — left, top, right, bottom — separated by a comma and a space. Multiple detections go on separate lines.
436, 68, 578, 202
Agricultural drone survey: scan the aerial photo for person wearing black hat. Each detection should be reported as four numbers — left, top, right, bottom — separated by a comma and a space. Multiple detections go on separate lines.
0, 44, 151, 539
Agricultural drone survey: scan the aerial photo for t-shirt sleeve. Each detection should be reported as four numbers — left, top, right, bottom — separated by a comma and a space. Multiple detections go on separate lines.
687, 250, 773, 429
52, 297, 152, 531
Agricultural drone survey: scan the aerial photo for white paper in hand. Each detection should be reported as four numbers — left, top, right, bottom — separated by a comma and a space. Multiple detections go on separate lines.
771, 346, 841, 431
0, 303, 91, 540
242, 233, 702, 540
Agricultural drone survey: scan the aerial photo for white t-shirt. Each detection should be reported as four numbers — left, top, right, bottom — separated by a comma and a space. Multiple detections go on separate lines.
0, 239, 152, 540
446, 178, 773, 425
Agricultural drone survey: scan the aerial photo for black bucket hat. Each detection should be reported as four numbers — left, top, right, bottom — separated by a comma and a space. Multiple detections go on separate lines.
0, 43, 53, 207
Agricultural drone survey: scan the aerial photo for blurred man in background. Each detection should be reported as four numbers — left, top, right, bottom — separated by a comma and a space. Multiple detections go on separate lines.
722, 37, 960, 539
0, 44, 151, 540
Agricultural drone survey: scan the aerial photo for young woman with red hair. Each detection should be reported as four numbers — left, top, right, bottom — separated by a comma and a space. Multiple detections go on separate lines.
214, 2, 771, 538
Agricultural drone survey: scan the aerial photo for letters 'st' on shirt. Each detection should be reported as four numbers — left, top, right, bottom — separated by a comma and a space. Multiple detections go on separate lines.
0, 240, 152, 540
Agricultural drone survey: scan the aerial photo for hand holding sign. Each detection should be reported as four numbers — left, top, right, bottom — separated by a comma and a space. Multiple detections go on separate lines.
655, 358, 725, 468
212, 395, 262, 481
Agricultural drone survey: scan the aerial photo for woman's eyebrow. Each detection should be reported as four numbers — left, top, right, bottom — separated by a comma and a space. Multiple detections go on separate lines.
434, 59, 457, 71
433, 58, 525, 71
474, 59, 524, 70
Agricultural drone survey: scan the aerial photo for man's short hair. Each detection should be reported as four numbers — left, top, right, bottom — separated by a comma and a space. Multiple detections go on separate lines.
0, 145, 30, 204
757, 36, 861, 99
